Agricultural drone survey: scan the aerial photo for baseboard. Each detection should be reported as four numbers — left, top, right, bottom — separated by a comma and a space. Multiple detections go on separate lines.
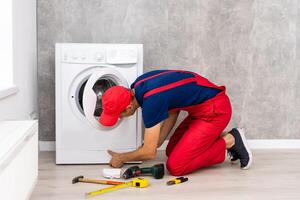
39, 139, 300, 151
39, 141, 55, 151
246, 139, 300, 149
158, 139, 300, 150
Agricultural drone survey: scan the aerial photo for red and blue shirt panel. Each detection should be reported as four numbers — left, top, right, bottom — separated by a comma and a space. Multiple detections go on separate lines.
130, 70, 221, 128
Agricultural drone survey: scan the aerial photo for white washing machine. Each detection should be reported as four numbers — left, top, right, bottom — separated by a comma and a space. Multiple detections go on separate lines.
55, 43, 143, 164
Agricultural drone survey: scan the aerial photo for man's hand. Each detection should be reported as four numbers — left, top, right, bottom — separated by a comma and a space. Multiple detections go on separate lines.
106, 124, 161, 165
107, 150, 124, 168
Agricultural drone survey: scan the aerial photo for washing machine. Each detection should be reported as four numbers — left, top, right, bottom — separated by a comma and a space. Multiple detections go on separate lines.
55, 43, 143, 164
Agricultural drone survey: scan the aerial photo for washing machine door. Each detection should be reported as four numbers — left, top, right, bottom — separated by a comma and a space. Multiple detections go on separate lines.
82, 68, 128, 129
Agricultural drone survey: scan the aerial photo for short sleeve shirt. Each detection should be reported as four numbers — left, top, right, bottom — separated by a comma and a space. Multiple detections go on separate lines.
130, 70, 220, 128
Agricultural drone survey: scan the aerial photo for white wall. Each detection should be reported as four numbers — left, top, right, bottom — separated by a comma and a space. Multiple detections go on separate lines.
0, 0, 37, 121
0, 1, 13, 88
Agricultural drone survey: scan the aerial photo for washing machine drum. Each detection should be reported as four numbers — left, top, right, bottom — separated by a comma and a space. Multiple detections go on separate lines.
80, 69, 128, 128
78, 78, 117, 117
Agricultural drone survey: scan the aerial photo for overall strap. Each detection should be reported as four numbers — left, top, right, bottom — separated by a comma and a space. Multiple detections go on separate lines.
133, 69, 225, 99
144, 77, 197, 98
133, 70, 194, 88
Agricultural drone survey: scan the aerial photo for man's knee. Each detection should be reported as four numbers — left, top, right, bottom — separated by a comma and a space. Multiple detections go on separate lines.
165, 144, 174, 158
166, 156, 186, 176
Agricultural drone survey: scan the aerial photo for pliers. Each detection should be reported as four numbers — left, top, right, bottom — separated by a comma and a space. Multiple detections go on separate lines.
166, 177, 188, 185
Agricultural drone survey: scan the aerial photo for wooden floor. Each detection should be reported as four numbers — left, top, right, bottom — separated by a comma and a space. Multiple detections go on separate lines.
31, 150, 300, 200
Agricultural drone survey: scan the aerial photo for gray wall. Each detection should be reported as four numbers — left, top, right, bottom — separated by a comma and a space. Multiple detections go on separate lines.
38, 0, 300, 141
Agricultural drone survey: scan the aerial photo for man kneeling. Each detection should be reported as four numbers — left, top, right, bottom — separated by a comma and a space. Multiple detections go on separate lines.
99, 70, 252, 175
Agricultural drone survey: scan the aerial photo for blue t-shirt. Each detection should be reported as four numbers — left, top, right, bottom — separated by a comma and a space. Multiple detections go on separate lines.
130, 70, 221, 128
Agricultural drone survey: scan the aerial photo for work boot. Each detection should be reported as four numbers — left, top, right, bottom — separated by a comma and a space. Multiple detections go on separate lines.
227, 148, 239, 163
228, 128, 252, 169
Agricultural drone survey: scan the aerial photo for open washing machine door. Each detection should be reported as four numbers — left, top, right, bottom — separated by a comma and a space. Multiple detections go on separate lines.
82, 68, 128, 129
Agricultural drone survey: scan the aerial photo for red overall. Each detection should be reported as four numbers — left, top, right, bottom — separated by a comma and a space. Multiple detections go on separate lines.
134, 70, 232, 176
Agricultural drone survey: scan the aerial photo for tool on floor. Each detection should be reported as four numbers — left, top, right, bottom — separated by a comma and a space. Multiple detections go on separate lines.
102, 168, 121, 179
122, 163, 164, 179
85, 178, 149, 198
72, 176, 124, 185
166, 177, 188, 185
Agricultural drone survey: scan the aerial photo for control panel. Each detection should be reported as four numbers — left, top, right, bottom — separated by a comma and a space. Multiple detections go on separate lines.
62, 49, 106, 64
60, 44, 138, 64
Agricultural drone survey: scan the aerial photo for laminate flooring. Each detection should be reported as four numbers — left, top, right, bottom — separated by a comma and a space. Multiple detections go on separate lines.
30, 150, 300, 200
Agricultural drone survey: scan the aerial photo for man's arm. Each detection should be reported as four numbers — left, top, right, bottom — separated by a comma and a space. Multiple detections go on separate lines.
122, 123, 160, 161
157, 111, 179, 147
108, 123, 161, 167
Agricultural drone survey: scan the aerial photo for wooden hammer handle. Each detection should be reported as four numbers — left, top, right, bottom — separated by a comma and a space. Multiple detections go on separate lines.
80, 178, 124, 185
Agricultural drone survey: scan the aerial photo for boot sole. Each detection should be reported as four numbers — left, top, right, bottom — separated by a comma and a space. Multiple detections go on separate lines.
237, 128, 253, 170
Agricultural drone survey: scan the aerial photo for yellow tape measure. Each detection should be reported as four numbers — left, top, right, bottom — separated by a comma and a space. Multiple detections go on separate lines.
85, 178, 149, 198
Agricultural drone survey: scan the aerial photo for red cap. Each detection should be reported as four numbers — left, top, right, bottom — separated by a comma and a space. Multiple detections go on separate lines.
99, 86, 131, 126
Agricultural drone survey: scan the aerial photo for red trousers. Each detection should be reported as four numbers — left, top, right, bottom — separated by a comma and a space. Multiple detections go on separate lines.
166, 92, 232, 176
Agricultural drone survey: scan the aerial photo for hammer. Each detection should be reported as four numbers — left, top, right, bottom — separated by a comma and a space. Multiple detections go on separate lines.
72, 176, 124, 185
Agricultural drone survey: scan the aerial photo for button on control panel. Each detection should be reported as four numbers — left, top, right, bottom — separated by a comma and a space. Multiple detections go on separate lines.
94, 52, 104, 62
